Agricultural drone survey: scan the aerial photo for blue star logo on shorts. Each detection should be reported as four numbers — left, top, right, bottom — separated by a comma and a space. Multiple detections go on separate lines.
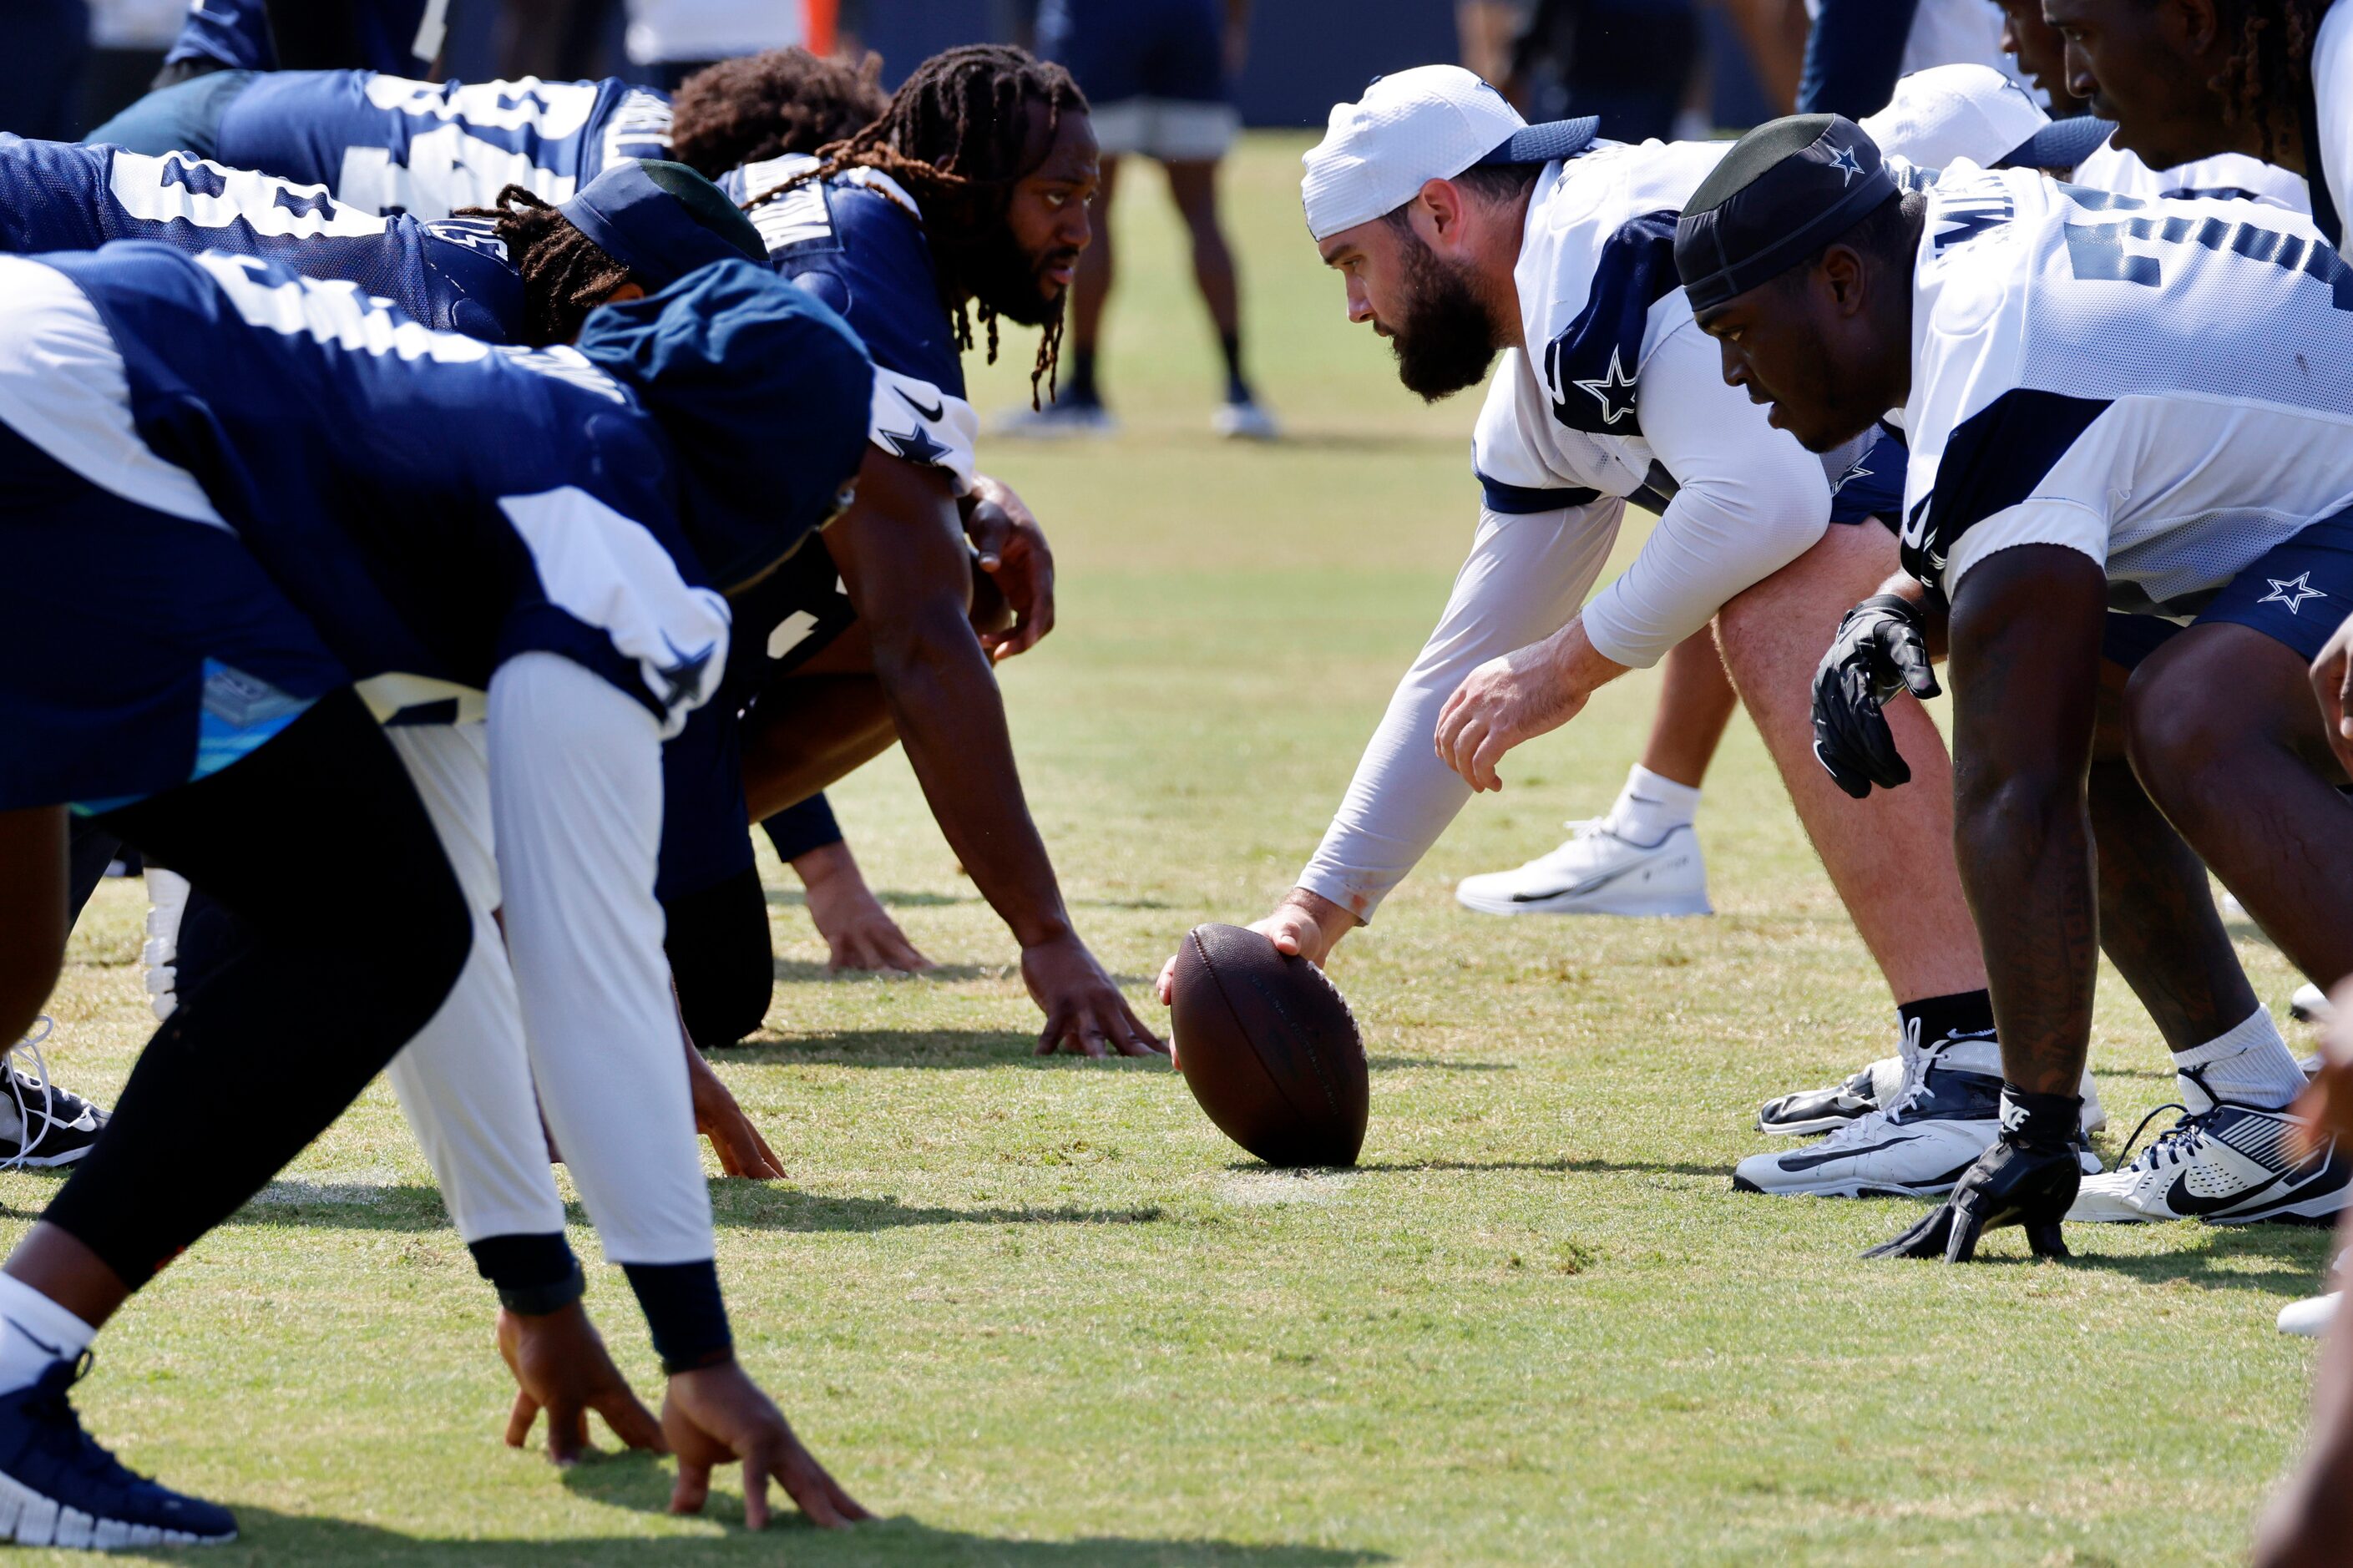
2259, 571, 2329, 615
1572, 348, 1640, 427
1828, 145, 1864, 186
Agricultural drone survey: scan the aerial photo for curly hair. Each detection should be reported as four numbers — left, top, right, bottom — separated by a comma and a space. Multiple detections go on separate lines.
454, 185, 632, 346
668, 48, 890, 178
2209, 0, 2327, 164
749, 44, 1090, 407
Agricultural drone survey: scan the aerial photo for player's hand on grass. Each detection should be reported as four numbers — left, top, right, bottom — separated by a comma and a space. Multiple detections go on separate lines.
1811, 593, 1940, 799
796, 841, 935, 975
1024, 932, 1166, 1058
1864, 1125, 2078, 1263
664, 1362, 869, 1530
496, 1302, 666, 1465
964, 474, 1056, 663
686, 1046, 786, 1180
2307, 609, 2353, 775
1435, 627, 1613, 792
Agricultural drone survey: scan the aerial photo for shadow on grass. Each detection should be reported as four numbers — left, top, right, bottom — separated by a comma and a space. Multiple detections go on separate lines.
766, 888, 974, 911
1850, 1205, 2333, 1293
1357, 1156, 1732, 1179
189, 1183, 1170, 1237
1364, 1056, 1513, 1073
154, 1500, 1387, 1566
769, 960, 1001, 984
727, 1029, 1173, 1070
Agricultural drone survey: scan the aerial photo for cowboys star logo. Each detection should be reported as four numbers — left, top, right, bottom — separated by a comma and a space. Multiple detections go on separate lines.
1572, 348, 1640, 427
2259, 571, 2330, 615
1827, 145, 1865, 186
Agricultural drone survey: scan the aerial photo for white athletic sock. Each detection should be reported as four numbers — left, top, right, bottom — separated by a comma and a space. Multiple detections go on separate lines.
0, 1274, 94, 1393
2175, 1007, 2308, 1113
1605, 765, 1701, 847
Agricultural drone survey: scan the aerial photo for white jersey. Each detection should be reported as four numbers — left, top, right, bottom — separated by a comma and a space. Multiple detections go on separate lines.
1294, 105, 2035, 922
1899, 162, 2353, 615
2310, 0, 2353, 240
2072, 136, 2310, 213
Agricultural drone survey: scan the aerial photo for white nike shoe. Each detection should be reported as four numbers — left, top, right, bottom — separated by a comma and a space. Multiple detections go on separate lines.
993, 399, 1117, 439
2067, 1086, 2350, 1225
1212, 398, 1280, 441
1453, 820, 1710, 918
1734, 1043, 2097, 1197
2280, 1292, 2340, 1337
1758, 1055, 2105, 1136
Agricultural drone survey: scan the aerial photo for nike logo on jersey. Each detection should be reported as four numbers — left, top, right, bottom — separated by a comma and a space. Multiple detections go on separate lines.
1571, 348, 1639, 427
896, 387, 945, 423
2259, 572, 2329, 615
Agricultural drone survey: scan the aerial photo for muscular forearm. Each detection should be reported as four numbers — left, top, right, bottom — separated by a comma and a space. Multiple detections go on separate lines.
1954, 766, 2098, 1094
873, 620, 1070, 948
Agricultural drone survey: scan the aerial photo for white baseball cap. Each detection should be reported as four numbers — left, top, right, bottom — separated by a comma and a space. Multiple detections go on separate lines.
1301, 65, 1598, 242
1857, 64, 2051, 173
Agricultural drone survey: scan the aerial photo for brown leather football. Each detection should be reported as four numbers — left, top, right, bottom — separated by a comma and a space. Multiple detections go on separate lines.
1169, 923, 1369, 1167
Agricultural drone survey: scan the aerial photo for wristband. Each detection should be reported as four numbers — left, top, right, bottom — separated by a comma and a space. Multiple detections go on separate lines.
1851, 592, 1922, 625
469, 1233, 587, 1316
1998, 1085, 2082, 1150
622, 1259, 735, 1373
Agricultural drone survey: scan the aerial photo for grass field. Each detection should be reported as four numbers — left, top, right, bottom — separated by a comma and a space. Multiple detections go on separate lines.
18, 133, 2336, 1565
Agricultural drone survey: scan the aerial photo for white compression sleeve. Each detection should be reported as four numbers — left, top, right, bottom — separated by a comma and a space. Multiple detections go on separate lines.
379, 724, 568, 1243
1577, 321, 1833, 670
488, 652, 713, 1266
1294, 498, 1624, 921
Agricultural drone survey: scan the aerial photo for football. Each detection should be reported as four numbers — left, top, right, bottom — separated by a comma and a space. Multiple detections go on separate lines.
1168, 923, 1369, 1167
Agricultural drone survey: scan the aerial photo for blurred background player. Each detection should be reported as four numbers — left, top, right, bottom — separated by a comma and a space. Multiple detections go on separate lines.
1798, 0, 2024, 117
1004, 0, 1274, 440
1500, 0, 1708, 144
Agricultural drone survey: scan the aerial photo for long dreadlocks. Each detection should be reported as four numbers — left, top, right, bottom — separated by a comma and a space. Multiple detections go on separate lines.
2210, 0, 2329, 164
454, 185, 631, 346
749, 44, 1090, 407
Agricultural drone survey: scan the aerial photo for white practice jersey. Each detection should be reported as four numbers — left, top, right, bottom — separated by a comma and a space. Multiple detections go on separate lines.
1899, 161, 2353, 615
2072, 136, 2310, 213
2310, 0, 2353, 241
1293, 99, 2038, 922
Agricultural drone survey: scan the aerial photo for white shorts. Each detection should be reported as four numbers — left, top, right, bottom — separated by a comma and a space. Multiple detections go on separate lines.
1091, 97, 1240, 163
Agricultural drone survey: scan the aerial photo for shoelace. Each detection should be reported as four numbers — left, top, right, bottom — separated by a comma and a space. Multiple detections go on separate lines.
2113, 1102, 2198, 1172
0, 1021, 63, 1174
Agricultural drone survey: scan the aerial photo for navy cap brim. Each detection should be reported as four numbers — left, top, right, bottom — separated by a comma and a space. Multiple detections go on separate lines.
1478, 116, 1602, 166
1996, 115, 2115, 171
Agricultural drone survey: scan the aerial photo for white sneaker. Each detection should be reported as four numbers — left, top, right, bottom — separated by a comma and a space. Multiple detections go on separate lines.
1212, 398, 1279, 441
993, 400, 1117, 439
2279, 1291, 2340, 1337
1758, 1053, 2104, 1136
2293, 982, 2334, 1026
1453, 820, 1710, 918
2067, 1086, 2350, 1224
1734, 1042, 2097, 1197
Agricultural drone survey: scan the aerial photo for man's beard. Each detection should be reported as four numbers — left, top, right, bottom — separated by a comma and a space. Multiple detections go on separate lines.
1389, 234, 1503, 402
960, 232, 1070, 328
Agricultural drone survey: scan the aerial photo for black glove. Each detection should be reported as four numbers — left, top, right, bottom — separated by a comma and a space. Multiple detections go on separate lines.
1865, 1087, 2082, 1262
1810, 593, 1941, 799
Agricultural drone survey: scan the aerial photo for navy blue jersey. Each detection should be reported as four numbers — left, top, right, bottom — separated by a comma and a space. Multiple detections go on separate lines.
214, 71, 674, 220
0, 136, 523, 341
22, 244, 729, 741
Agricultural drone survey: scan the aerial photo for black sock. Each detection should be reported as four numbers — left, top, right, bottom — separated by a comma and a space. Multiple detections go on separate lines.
1063, 347, 1099, 407
1219, 331, 1250, 402
1897, 989, 1996, 1044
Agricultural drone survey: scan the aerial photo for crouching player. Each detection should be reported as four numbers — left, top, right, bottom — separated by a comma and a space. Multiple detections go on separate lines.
1157, 64, 2097, 1203
1679, 116, 2353, 1258
0, 245, 874, 1540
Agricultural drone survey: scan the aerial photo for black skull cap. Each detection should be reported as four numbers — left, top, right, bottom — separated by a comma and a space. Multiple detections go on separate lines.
1675, 114, 1898, 314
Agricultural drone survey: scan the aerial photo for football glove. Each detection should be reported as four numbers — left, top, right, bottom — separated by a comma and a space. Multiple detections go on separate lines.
1810, 593, 1940, 799
1866, 1088, 2082, 1263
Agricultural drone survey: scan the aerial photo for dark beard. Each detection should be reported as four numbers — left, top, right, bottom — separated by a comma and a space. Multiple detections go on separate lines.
957, 232, 1067, 328
1389, 232, 1503, 402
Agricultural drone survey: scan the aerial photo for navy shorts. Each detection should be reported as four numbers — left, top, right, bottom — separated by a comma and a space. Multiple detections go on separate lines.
83, 70, 259, 159
2102, 510, 2353, 670
1037, 0, 1237, 159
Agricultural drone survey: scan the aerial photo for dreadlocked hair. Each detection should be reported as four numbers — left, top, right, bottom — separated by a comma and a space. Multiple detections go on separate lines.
750, 44, 1089, 407
668, 48, 890, 177
2210, 0, 2326, 164
454, 185, 632, 346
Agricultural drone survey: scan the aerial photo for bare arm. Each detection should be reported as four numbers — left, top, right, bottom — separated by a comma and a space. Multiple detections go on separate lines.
0, 807, 67, 1044
826, 448, 1161, 1057
1945, 545, 2108, 1095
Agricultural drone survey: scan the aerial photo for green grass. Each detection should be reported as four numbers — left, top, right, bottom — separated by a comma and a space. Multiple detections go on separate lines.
16, 133, 2330, 1565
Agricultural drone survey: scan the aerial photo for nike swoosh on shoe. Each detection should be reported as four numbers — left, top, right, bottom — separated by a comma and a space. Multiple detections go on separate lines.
1775, 1134, 1920, 1172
